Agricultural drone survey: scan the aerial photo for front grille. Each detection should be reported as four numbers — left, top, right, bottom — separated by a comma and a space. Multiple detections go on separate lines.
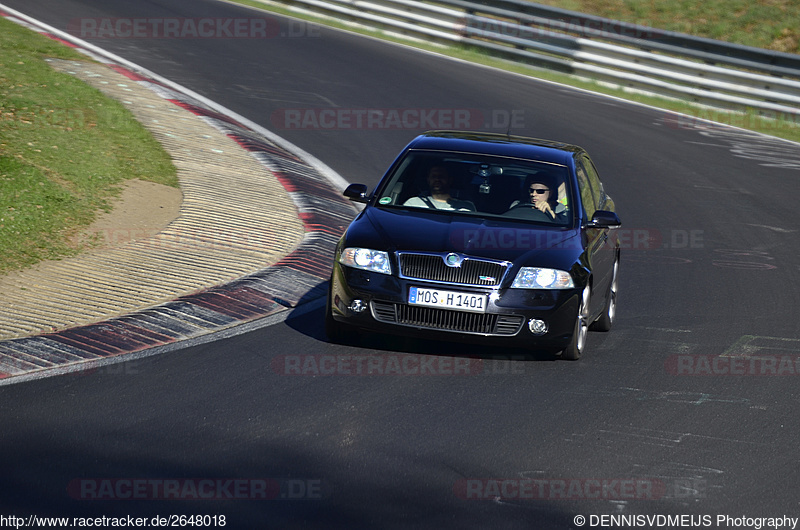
371, 301, 523, 336
495, 315, 525, 335
371, 301, 397, 322
398, 253, 508, 287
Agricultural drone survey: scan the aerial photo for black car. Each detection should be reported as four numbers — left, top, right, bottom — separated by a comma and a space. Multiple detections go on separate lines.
325, 131, 621, 360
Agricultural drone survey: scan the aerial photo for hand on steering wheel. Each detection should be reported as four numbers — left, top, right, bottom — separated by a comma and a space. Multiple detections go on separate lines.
534, 201, 555, 218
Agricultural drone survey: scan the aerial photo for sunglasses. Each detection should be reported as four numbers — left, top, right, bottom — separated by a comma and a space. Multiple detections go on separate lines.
529, 188, 550, 194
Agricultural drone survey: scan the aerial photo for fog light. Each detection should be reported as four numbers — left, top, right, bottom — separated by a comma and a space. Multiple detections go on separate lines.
528, 319, 548, 335
349, 299, 367, 313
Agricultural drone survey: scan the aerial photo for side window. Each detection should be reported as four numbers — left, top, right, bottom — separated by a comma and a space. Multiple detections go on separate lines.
574, 160, 597, 220
581, 155, 606, 209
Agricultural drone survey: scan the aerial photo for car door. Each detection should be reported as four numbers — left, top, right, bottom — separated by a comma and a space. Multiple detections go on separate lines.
575, 154, 616, 318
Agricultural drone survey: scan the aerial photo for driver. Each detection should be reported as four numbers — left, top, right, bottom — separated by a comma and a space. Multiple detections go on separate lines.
508, 174, 565, 220
404, 165, 475, 211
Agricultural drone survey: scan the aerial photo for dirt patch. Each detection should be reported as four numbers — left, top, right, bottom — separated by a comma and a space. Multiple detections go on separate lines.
0, 179, 181, 291
80, 179, 183, 249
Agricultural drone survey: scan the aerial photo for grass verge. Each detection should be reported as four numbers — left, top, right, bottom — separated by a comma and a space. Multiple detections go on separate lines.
533, 0, 800, 54
230, 0, 800, 144
0, 16, 178, 275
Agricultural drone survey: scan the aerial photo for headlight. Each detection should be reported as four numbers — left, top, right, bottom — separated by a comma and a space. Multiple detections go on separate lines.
339, 248, 392, 275
511, 267, 574, 289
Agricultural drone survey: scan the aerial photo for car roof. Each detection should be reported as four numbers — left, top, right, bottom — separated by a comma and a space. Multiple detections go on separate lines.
406, 131, 583, 166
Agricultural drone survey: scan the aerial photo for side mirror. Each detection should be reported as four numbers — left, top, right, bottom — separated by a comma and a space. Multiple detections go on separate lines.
343, 183, 369, 203
586, 210, 621, 229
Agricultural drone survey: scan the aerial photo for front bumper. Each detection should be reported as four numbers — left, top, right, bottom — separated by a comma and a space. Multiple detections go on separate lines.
329, 264, 581, 350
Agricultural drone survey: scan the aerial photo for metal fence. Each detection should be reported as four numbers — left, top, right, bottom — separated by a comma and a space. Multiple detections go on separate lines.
266, 0, 800, 117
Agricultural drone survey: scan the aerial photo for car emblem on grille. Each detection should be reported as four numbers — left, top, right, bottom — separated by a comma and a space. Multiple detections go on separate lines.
444, 253, 463, 267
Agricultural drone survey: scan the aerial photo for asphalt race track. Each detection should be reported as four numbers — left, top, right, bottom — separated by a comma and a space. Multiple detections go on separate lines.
2, 0, 800, 527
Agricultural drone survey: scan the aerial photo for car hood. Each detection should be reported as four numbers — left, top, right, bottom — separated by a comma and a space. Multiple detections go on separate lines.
349, 206, 583, 265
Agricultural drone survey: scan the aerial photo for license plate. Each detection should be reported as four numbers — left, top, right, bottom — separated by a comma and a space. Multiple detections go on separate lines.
408, 287, 487, 313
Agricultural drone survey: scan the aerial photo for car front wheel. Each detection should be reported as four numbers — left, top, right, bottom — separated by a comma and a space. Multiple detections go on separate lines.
590, 254, 618, 332
324, 284, 359, 345
561, 285, 591, 361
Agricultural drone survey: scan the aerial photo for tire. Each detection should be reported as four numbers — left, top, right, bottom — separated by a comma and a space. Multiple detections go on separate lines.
324, 285, 359, 345
590, 254, 619, 332
561, 284, 591, 361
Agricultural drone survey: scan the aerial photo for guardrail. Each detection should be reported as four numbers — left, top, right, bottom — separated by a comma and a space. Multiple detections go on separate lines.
265, 0, 800, 117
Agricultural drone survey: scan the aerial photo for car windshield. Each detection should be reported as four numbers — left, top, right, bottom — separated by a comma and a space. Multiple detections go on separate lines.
374, 150, 574, 226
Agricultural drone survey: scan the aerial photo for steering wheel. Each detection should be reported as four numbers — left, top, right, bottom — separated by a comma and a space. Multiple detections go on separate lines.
505, 203, 554, 222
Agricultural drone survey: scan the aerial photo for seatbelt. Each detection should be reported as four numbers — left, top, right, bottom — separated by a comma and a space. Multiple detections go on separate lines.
420, 196, 438, 209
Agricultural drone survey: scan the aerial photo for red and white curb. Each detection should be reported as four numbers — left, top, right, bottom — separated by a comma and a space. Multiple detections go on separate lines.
0, 6, 358, 381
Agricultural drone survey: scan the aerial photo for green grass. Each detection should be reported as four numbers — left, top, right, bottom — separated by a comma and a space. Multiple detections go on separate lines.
0, 16, 177, 274
533, 0, 800, 54
231, 0, 800, 144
